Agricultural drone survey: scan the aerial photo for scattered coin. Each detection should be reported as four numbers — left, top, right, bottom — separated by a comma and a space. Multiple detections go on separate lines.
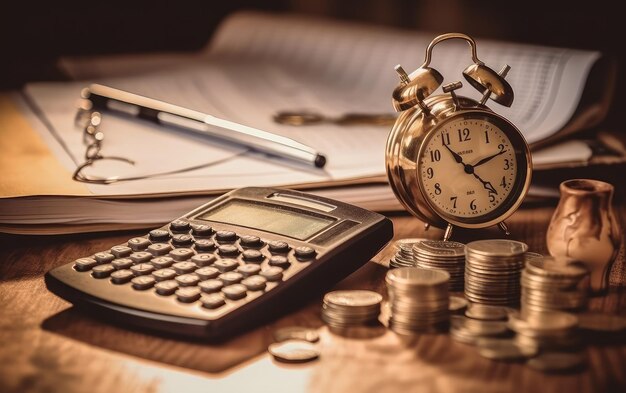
465, 304, 509, 321
526, 351, 586, 373
477, 338, 538, 361
268, 340, 320, 363
273, 327, 320, 343
449, 296, 469, 314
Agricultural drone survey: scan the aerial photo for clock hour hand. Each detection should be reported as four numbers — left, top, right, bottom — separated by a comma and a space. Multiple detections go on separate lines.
472, 172, 498, 195
443, 143, 475, 174
442, 143, 464, 164
472, 149, 508, 168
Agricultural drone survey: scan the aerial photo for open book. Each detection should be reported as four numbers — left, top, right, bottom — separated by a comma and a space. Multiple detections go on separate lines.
0, 11, 616, 234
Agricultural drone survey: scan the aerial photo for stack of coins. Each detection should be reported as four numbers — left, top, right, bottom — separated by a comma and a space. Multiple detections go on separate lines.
508, 310, 580, 351
412, 240, 466, 291
464, 240, 528, 306
321, 290, 382, 328
386, 267, 450, 334
521, 256, 590, 313
389, 238, 425, 268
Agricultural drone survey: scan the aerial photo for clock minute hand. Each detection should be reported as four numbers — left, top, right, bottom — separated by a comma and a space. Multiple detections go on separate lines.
472, 172, 498, 195
472, 149, 508, 168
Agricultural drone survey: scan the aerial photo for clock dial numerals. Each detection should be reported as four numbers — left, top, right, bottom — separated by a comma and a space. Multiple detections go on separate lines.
419, 119, 517, 219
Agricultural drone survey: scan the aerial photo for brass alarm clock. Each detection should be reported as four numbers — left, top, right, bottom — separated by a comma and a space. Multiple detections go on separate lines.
385, 33, 532, 241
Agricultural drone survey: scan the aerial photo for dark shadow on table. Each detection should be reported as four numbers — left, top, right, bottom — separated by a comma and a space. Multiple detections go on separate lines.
41, 299, 324, 374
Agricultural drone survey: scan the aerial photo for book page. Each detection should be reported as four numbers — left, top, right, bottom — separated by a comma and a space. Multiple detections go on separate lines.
22, 11, 600, 199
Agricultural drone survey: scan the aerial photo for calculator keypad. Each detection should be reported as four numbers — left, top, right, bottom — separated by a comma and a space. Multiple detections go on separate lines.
71, 224, 318, 311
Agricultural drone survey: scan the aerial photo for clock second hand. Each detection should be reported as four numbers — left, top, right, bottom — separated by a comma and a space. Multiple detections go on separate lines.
442, 143, 498, 195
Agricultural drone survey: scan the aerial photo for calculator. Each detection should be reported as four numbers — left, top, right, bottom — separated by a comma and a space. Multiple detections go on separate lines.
45, 187, 393, 339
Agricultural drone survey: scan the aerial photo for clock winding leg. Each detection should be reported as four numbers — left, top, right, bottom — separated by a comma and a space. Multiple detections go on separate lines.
443, 223, 454, 241
498, 221, 510, 236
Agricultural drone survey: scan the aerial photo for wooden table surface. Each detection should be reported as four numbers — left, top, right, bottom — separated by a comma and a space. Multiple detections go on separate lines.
1, 203, 625, 393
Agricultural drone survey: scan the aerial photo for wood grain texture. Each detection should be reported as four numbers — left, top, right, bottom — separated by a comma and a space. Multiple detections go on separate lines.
0, 203, 625, 393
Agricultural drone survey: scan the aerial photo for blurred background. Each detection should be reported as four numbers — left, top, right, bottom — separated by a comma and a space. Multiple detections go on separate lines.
1, 0, 623, 129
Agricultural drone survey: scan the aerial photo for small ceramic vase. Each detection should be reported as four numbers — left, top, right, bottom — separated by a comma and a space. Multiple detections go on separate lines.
546, 179, 621, 293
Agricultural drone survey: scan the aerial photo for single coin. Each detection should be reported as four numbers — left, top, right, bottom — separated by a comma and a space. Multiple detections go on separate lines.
476, 338, 538, 360
526, 351, 586, 372
273, 326, 320, 343
324, 290, 383, 308
465, 304, 509, 321
449, 296, 469, 313
268, 340, 320, 363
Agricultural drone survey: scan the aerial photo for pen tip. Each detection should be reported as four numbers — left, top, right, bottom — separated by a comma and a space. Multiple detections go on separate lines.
314, 154, 327, 168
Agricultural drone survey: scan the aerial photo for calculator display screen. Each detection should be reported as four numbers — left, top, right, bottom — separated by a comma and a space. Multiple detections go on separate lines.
198, 200, 336, 240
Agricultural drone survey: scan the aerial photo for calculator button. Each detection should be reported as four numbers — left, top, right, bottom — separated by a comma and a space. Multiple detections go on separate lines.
176, 287, 201, 303
169, 248, 195, 261
215, 230, 237, 242
268, 241, 290, 254
260, 266, 284, 282
131, 263, 155, 276
199, 279, 224, 293
74, 257, 97, 272
176, 274, 200, 287
110, 269, 134, 284
237, 264, 261, 277
172, 261, 197, 274
94, 252, 115, 264
129, 251, 153, 263
172, 234, 194, 247
294, 246, 317, 260
269, 255, 290, 269
222, 284, 247, 300
147, 243, 173, 256
110, 245, 132, 258
191, 254, 216, 267
112, 258, 134, 270
218, 271, 244, 285
191, 224, 213, 237
240, 235, 263, 248
170, 219, 191, 233
195, 266, 220, 280
150, 256, 175, 269
214, 259, 239, 272
194, 239, 216, 252
242, 249, 264, 262
131, 275, 156, 290
92, 264, 115, 278
152, 268, 177, 281
149, 229, 171, 242
200, 293, 226, 309
218, 244, 240, 257
155, 280, 179, 296
128, 237, 151, 251
241, 275, 267, 291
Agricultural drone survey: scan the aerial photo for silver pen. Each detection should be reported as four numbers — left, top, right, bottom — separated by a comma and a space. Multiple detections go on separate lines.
82, 84, 327, 168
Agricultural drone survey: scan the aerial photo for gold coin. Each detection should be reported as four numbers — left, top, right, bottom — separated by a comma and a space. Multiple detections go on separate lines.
526, 351, 585, 372
268, 340, 320, 363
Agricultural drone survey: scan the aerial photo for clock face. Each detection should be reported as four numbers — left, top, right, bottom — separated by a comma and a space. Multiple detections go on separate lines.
418, 114, 523, 223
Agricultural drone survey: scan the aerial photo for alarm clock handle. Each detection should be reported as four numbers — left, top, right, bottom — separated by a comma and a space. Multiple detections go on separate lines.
420, 33, 481, 68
